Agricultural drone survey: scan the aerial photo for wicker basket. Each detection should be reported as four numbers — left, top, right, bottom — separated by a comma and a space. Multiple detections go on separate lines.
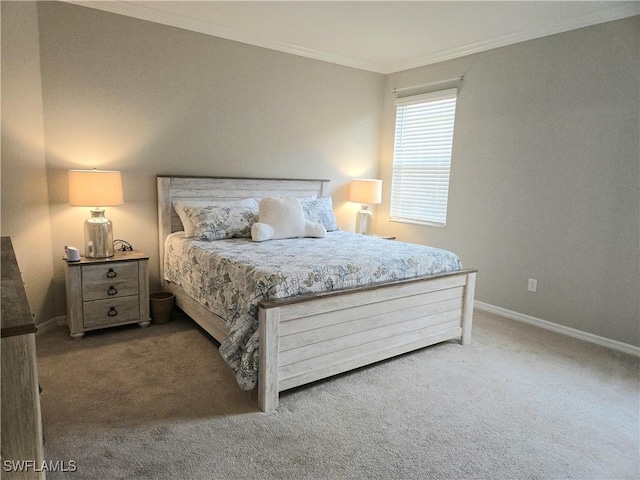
149, 291, 175, 324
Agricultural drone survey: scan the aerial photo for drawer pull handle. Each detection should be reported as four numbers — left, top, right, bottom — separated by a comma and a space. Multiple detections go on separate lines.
107, 307, 118, 317
107, 286, 118, 296
106, 268, 117, 278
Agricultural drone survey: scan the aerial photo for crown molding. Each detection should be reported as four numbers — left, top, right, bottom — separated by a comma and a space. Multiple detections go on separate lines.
61, 1, 388, 73
386, 2, 640, 74
62, 1, 640, 75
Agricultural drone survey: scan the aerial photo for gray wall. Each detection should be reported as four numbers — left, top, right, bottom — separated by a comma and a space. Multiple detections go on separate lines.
31, 2, 384, 319
1, 1, 56, 325
377, 17, 640, 346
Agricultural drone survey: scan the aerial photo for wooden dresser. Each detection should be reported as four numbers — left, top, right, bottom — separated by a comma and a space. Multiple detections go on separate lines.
1, 237, 46, 479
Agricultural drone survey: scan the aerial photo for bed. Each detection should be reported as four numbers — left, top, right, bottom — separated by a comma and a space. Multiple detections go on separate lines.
157, 176, 477, 412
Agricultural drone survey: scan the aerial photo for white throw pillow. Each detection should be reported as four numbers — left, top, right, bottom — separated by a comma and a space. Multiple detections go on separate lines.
251, 197, 326, 242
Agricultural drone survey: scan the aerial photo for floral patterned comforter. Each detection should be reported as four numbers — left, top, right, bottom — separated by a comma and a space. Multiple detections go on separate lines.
164, 231, 463, 390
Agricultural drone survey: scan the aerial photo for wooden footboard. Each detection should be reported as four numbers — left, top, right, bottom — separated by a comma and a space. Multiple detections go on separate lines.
258, 269, 476, 412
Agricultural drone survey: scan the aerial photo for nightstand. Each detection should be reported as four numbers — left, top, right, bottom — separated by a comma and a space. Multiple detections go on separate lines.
64, 251, 150, 339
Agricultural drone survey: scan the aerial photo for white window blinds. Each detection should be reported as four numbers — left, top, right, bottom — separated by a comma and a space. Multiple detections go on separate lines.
390, 88, 458, 227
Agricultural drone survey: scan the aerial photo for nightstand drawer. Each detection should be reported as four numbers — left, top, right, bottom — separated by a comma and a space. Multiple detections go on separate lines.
82, 263, 139, 301
83, 296, 140, 328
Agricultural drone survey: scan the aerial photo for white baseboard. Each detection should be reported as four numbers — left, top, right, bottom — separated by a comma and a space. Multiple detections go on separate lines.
474, 301, 640, 357
37, 307, 640, 357
35, 316, 66, 336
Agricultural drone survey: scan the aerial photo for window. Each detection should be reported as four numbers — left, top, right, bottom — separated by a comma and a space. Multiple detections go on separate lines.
390, 88, 458, 227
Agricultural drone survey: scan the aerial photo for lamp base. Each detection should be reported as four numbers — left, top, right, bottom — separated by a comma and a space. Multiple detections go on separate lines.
356, 205, 373, 235
84, 209, 114, 258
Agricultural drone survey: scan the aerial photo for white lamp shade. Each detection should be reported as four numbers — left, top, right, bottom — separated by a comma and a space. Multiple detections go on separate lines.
350, 179, 382, 205
68, 170, 123, 206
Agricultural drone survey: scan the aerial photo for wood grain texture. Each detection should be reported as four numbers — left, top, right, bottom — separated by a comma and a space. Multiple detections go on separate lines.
83, 296, 141, 328
138, 259, 150, 324
1, 334, 46, 479
279, 286, 464, 337
1, 237, 45, 479
258, 307, 280, 413
1, 237, 34, 332
462, 271, 477, 345
65, 252, 150, 337
279, 301, 463, 354
262, 271, 475, 397
279, 326, 462, 391
81, 262, 139, 301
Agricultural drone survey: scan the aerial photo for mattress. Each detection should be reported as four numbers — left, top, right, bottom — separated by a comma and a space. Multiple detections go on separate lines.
164, 231, 463, 389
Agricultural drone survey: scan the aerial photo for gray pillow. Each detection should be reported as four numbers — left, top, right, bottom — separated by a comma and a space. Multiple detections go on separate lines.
183, 205, 258, 240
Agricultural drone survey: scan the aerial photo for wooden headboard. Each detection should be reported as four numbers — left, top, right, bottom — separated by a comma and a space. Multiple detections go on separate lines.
157, 176, 329, 280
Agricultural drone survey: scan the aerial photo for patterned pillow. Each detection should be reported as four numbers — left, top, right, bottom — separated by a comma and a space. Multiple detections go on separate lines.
301, 196, 339, 232
173, 198, 259, 236
183, 205, 258, 240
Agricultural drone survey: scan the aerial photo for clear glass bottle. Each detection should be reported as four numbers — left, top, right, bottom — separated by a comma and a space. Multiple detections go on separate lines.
356, 205, 373, 235
84, 209, 114, 258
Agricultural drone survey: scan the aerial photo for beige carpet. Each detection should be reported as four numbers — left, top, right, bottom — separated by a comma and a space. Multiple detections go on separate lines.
36, 310, 639, 479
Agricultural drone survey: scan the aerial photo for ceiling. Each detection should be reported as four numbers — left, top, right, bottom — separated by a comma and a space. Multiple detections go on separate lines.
65, 1, 640, 74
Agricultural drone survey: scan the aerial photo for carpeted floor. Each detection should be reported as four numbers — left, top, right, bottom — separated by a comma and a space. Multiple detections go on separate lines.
36, 310, 639, 480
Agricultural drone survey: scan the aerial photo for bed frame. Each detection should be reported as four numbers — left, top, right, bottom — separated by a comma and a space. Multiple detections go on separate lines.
157, 175, 477, 412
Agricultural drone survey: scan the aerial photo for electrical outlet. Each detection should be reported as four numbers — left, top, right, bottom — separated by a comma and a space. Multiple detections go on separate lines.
527, 278, 538, 292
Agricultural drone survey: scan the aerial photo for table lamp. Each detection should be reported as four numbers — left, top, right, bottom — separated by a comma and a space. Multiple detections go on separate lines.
68, 169, 123, 258
350, 179, 382, 235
